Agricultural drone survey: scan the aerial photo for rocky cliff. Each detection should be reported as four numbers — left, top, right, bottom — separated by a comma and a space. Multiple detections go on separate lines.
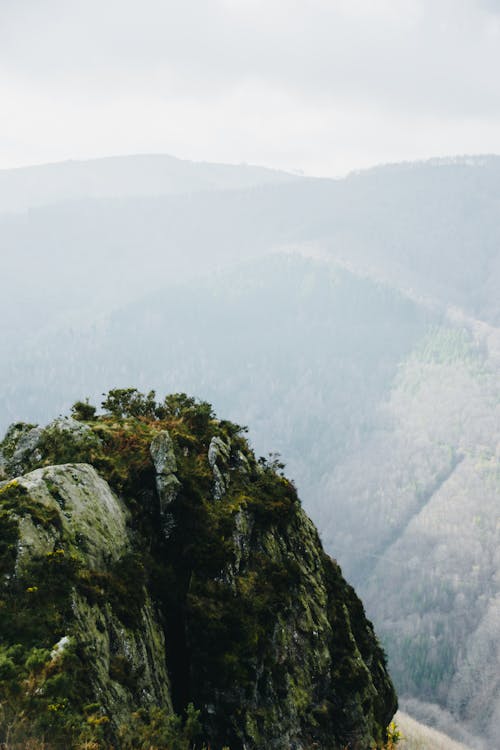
0, 390, 397, 749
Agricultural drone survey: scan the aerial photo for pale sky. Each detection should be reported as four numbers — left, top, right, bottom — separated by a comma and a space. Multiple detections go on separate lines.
2, 0, 500, 176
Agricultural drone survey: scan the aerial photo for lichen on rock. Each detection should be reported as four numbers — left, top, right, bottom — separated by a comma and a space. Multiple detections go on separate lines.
208, 435, 231, 499
0, 462, 171, 742
0, 421, 43, 478
150, 430, 181, 516
0, 391, 397, 750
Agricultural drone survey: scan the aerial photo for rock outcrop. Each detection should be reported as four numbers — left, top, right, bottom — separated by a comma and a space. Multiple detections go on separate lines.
0, 392, 397, 749
150, 430, 181, 512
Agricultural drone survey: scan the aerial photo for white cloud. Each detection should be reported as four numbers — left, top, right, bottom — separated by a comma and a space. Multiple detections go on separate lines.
1, 0, 500, 173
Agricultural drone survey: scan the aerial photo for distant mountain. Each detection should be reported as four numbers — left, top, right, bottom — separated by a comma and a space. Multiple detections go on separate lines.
3, 154, 500, 347
2, 154, 500, 747
0, 153, 299, 214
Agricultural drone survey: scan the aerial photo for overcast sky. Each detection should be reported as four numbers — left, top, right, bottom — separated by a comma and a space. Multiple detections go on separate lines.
2, 0, 500, 176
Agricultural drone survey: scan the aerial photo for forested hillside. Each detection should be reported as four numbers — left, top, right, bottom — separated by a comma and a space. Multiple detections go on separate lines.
0, 153, 298, 213
2, 154, 500, 747
397, 712, 472, 750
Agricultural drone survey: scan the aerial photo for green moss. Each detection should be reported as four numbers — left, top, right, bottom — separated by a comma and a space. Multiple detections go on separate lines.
0, 481, 63, 532
118, 703, 201, 750
0, 505, 19, 581
0, 422, 37, 459
36, 422, 102, 468
0, 547, 105, 748
109, 655, 137, 690
241, 471, 299, 527
0, 390, 397, 749
77, 552, 147, 629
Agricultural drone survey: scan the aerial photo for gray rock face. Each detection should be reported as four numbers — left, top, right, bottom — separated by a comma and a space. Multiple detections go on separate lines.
187, 500, 397, 750
150, 430, 181, 516
0, 409, 397, 750
0, 423, 43, 478
0, 417, 100, 479
16, 463, 129, 570
2, 463, 172, 725
208, 436, 231, 499
150, 430, 177, 476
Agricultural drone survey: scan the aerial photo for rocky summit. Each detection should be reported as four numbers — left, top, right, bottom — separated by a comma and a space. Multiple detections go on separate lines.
0, 389, 397, 750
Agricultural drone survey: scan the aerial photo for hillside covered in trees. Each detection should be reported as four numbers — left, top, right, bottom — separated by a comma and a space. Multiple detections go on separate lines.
1, 154, 500, 747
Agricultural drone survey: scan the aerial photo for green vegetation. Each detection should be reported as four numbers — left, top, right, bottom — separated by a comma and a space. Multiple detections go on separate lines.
118, 703, 202, 750
2, 156, 499, 746
71, 400, 97, 421
0, 546, 99, 748
396, 712, 471, 750
0, 390, 397, 749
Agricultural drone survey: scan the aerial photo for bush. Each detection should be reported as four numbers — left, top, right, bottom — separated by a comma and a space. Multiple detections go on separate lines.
101, 388, 158, 419
119, 703, 202, 750
71, 400, 97, 421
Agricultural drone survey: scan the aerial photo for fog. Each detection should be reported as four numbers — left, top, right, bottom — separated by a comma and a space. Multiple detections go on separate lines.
2, 1, 500, 747
4, 1, 500, 173
1, 154, 500, 747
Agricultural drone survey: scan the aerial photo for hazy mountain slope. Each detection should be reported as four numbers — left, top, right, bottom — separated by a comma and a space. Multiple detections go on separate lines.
0, 180, 318, 348
0, 255, 434, 459
353, 328, 500, 745
312, 323, 499, 747
3, 155, 500, 745
318, 325, 500, 574
397, 711, 472, 750
0, 153, 299, 214
2, 253, 499, 748
3, 155, 500, 344
319, 157, 500, 327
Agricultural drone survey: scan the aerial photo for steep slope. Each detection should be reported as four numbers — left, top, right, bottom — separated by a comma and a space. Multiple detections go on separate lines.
3, 253, 498, 743
0, 462, 172, 736
345, 327, 500, 747
5, 155, 500, 348
396, 712, 472, 750
0, 395, 396, 750
3, 155, 500, 745
2, 253, 499, 746
0, 255, 434, 449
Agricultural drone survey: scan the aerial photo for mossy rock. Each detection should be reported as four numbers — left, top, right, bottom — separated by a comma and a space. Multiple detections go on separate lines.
0, 391, 397, 749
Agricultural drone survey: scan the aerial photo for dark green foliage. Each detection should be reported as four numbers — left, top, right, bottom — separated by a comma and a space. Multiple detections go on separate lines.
160, 394, 215, 434
91, 418, 157, 501
186, 554, 298, 689
0, 504, 19, 580
71, 399, 97, 421
100, 389, 215, 436
1, 549, 80, 646
119, 703, 201, 750
0, 390, 397, 749
0, 481, 62, 531
0, 558, 101, 749
78, 553, 147, 629
36, 423, 101, 469
101, 388, 158, 419
244, 466, 298, 526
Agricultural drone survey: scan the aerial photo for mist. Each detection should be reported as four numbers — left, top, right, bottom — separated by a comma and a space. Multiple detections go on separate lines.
2, 2, 500, 748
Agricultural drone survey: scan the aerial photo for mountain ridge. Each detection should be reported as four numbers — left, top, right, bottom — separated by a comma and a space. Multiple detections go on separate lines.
0, 153, 301, 215
2, 154, 500, 746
